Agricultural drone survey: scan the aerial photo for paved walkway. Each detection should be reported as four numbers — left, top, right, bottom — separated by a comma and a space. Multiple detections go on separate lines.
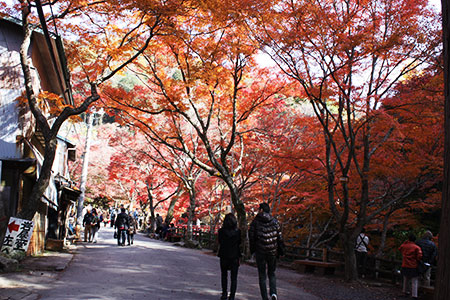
0, 227, 320, 300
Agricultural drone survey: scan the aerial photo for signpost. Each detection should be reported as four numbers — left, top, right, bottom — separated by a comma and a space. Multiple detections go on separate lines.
1, 217, 35, 256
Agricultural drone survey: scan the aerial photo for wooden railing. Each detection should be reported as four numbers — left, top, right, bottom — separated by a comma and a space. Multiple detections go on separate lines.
175, 227, 217, 250
168, 227, 436, 287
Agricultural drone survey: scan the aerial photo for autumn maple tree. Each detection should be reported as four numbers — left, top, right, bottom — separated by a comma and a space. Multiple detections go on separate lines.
101, 9, 285, 249
248, 0, 441, 280
2, 0, 189, 221
105, 126, 181, 228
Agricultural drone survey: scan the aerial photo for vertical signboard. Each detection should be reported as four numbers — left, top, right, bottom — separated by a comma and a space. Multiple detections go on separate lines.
1, 217, 35, 255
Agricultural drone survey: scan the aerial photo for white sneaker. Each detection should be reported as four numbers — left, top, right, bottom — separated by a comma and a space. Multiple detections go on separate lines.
271, 294, 277, 300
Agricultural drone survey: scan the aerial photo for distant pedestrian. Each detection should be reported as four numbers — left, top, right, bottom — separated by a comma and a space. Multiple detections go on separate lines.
127, 212, 137, 245
399, 233, 422, 300
355, 228, 369, 278
416, 230, 437, 287
155, 214, 163, 238
83, 209, 93, 242
249, 203, 284, 300
115, 208, 129, 246
166, 223, 175, 241
91, 208, 100, 243
103, 211, 109, 227
110, 209, 116, 228
218, 213, 241, 300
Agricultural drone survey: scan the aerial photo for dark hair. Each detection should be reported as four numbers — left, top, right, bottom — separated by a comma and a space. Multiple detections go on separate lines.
408, 233, 416, 242
92, 208, 97, 214
222, 213, 237, 230
259, 203, 270, 213
361, 228, 366, 233
121, 208, 126, 213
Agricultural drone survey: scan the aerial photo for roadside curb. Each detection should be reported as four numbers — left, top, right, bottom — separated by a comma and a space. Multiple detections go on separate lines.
19, 250, 74, 272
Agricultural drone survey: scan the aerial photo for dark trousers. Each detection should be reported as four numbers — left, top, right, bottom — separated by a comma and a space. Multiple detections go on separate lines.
127, 232, 134, 245
255, 252, 277, 300
355, 251, 367, 276
117, 228, 127, 245
220, 258, 239, 299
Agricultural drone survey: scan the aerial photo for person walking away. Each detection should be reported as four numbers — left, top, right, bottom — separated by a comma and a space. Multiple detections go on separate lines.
103, 211, 109, 227
83, 209, 93, 242
115, 208, 129, 246
355, 228, 369, 278
127, 212, 137, 245
110, 208, 116, 228
91, 209, 100, 243
218, 213, 241, 300
399, 233, 423, 299
416, 230, 437, 287
155, 214, 163, 238
249, 203, 284, 300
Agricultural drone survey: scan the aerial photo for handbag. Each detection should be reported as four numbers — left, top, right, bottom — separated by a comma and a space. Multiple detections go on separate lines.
114, 231, 118, 239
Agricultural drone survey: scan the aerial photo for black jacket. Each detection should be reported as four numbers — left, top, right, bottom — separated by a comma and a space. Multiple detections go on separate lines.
83, 212, 93, 226
218, 228, 241, 259
249, 212, 284, 256
115, 212, 129, 229
416, 238, 437, 264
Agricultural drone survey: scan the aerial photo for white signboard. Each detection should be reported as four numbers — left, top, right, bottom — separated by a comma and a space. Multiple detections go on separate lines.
1, 217, 35, 255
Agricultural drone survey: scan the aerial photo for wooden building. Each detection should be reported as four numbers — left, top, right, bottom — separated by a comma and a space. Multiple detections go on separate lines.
0, 17, 79, 255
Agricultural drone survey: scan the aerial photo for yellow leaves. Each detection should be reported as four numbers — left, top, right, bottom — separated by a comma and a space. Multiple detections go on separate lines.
36, 91, 71, 116
16, 92, 28, 107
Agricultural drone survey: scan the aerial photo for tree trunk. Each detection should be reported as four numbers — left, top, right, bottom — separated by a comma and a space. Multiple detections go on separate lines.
227, 181, 248, 256
165, 188, 182, 225
186, 189, 196, 241
435, 1, 450, 299
18, 138, 57, 220
146, 182, 156, 233
341, 232, 358, 282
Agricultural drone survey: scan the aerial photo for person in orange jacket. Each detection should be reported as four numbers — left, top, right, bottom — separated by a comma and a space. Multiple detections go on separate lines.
398, 233, 423, 299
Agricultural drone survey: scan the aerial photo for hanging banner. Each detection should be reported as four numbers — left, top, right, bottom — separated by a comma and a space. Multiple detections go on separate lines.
1, 217, 35, 255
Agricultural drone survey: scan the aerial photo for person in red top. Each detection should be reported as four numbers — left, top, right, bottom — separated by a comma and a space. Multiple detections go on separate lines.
398, 233, 423, 299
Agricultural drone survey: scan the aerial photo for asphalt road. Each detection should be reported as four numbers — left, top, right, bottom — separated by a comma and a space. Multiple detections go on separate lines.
2, 227, 320, 300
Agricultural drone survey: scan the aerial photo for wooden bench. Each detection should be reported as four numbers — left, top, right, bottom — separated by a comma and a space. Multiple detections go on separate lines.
293, 260, 342, 275
419, 286, 434, 300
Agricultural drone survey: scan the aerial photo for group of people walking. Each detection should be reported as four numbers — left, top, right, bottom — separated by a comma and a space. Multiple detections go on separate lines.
398, 231, 437, 299
82, 208, 102, 243
356, 228, 437, 300
81, 202, 438, 300
218, 202, 284, 300
82, 206, 137, 246
114, 207, 138, 246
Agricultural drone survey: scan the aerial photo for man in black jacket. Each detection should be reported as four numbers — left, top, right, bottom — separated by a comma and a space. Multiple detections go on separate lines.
114, 208, 129, 246
82, 209, 93, 242
249, 203, 284, 300
416, 230, 437, 287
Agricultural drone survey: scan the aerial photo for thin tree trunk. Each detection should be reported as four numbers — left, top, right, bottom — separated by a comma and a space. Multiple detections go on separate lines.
165, 187, 182, 225
186, 189, 196, 241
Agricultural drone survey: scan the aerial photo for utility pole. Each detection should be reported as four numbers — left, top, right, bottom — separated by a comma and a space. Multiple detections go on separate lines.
76, 113, 93, 226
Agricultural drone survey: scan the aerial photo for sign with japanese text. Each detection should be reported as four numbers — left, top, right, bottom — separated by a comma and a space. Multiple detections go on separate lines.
1, 217, 35, 255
